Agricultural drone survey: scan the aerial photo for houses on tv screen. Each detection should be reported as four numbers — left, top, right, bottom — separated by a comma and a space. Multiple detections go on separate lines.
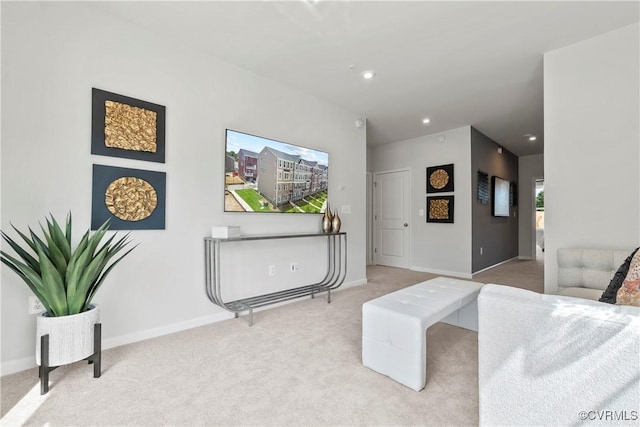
226, 146, 328, 208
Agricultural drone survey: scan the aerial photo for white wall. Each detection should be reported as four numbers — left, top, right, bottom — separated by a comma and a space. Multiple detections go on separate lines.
1, 2, 367, 374
544, 23, 639, 294
369, 127, 473, 277
518, 154, 544, 259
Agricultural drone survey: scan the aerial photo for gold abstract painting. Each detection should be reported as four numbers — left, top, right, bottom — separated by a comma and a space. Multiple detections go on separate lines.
429, 199, 449, 220
105, 177, 158, 222
104, 100, 157, 153
429, 169, 449, 190
427, 196, 454, 223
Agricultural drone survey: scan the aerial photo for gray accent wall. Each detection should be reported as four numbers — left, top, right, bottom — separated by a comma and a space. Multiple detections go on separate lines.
471, 127, 519, 273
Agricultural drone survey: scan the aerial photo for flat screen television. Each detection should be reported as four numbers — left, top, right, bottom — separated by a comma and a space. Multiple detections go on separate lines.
224, 129, 329, 214
492, 176, 510, 217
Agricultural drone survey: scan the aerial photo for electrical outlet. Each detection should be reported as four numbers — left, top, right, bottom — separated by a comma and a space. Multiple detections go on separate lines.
290, 262, 299, 273
268, 265, 276, 277
28, 296, 45, 314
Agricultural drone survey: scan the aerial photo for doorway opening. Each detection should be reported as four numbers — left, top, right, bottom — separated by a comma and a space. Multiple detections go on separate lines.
535, 179, 544, 260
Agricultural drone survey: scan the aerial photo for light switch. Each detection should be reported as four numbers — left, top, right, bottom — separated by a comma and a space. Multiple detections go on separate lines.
341, 205, 351, 214
418, 209, 424, 216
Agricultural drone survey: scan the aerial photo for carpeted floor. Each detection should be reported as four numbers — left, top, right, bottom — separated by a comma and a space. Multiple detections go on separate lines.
1, 257, 543, 426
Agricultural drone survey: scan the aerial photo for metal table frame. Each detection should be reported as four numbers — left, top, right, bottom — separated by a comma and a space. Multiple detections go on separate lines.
204, 232, 347, 326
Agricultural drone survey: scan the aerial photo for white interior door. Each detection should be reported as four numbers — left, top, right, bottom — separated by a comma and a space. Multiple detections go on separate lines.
374, 170, 410, 268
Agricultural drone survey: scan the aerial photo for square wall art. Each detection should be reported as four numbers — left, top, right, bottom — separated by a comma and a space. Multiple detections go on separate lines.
91, 88, 166, 163
92, 164, 166, 230
427, 196, 454, 223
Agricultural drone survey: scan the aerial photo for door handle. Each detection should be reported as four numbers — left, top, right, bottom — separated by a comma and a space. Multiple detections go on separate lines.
404, 223, 409, 227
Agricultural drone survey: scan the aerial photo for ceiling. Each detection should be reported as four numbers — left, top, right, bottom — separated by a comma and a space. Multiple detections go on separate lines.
93, 1, 639, 156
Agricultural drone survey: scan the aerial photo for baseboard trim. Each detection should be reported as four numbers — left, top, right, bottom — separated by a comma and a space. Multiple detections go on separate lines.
0, 356, 36, 377
0, 311, 234, 377
1, 277, 368, 376
472, 256, 519, 276
409, 266, 472, 280
518, 256, 534, 260
339, 278, 368, 288
102, 311, 234, 351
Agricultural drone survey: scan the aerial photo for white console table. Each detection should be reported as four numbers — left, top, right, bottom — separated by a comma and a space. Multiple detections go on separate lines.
204, 232, 347, 325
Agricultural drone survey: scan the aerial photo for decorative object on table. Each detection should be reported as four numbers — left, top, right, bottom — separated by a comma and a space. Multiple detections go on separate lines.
92, 164, 166, 230
322, 209, 332, 233
477, 170, 489, 204
91, 88, 166, 163
0, 213, 135, 393
211, 226, 241, 239
326, 202, 334, 222
331, 210, 342, 233
426, 163, 454, 193
426, 196, 455, 223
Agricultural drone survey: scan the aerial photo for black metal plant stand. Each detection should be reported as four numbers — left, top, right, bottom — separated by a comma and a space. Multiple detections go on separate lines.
39, 323, 102, 395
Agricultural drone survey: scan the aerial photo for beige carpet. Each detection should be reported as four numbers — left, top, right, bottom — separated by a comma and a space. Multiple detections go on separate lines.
1, 257, 543, 426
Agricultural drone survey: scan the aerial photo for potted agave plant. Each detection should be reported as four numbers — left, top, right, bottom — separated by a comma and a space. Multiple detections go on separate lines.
1, 213, 134, 384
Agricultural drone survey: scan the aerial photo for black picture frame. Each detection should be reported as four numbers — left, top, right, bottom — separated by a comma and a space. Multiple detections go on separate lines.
426, 196, 454, 223
91, 88, 166, 163
91, 164, 166, 230
426, 163, 454, 193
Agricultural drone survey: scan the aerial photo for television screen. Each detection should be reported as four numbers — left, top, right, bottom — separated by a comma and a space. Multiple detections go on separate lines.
224, 129, 329, 214
492, 176, 510, 217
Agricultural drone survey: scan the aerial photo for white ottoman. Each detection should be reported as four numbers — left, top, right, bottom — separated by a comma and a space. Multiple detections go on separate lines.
362, 277, 483, 391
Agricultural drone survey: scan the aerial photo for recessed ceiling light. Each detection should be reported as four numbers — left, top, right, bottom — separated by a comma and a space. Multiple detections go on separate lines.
362, 70, 375, 80
422, 118, 431, 125
529, 136, 537, 141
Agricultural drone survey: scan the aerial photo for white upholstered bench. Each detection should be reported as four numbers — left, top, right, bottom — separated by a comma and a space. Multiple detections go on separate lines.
362, 277, 483, 391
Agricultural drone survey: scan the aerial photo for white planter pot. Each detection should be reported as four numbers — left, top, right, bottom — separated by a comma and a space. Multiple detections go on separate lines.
36, 304, 100, 367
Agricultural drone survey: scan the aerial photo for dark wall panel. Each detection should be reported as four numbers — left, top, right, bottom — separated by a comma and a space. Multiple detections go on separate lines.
471, 127, 519, 273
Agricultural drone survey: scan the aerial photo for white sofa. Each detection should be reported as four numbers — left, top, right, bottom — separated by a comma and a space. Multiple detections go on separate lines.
557, 248, 633, 300
478, 284, 640, 426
